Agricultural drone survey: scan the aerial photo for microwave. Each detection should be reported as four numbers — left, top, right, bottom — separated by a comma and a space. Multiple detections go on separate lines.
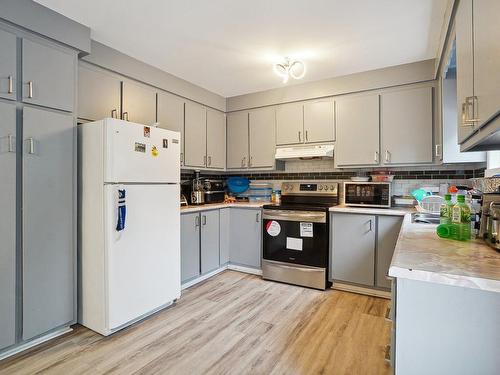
344, 182, 391, 208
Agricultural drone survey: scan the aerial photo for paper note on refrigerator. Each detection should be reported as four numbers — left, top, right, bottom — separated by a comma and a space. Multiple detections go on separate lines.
286, 237, 303, 251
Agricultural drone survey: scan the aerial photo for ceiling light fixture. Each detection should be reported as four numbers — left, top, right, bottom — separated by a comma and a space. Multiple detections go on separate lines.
273, 57, 306, 83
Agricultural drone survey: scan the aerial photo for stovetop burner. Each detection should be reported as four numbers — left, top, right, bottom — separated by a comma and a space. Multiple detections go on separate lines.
265, 181, 339, 210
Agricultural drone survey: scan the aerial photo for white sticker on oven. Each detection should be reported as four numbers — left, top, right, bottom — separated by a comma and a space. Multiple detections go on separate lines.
300, 222, 313, 237
266, 220, 281, 237
286, 237, 303, 251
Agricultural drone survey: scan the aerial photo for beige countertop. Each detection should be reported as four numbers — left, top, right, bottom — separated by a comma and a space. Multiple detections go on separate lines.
329, 204, 414, 216
329, 205, 500, 293
181, 201, 267, 213
388, 215, 500, 293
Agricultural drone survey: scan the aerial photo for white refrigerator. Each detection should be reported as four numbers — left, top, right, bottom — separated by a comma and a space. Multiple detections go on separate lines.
79, 118, 181, 336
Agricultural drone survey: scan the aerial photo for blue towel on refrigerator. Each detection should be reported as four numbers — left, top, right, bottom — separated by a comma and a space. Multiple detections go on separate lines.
116, 189, 126, 231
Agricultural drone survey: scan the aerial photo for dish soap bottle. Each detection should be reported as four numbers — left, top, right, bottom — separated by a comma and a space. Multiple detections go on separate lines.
451, 194, 471, 241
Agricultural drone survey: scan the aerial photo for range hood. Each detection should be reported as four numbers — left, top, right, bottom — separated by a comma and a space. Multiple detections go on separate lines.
275, 144, 334, 160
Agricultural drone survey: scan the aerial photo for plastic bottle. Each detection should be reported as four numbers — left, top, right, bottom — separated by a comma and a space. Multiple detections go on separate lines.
451, 195, 471, 241
439, 194, 453, 224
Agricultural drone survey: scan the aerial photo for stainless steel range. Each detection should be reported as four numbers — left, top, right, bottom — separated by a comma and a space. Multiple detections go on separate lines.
262, 181, 339, 290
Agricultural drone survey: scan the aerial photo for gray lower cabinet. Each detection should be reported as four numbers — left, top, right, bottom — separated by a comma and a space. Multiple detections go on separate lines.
0, 101, 17, 350
22, 107, 75, 341
229, 208, 262, 269
22, 38, 75, 112
181, 212, 201, 283
77, 63, 121, 121
376, 216, 403, 289
0, 29, 17, 101
121, 79, 157, 125
200, 210, 220, 274
331, 213, 376, 286
219, 209, 230, 265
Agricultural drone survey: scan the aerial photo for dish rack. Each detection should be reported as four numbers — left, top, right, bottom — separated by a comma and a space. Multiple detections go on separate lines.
416, 195, 444, 215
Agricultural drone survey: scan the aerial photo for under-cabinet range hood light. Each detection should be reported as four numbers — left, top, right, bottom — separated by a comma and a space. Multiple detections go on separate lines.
275, 144, 334, 160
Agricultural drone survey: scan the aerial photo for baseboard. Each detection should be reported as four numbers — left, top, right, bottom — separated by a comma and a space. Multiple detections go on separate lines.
227, 264, 263, 276
332, 282, 391, 299
181, 265, 228, 290
0, 326, 73, 361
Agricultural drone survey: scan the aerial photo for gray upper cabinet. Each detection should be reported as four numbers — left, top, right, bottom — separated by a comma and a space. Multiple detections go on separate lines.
22, 38, 75, 112
0, 102, 16, 350
184, 101, 207, 168
335, 94, 380, 167
276, 102, 303, 145
200, 210, 220, 274
249, 107, 276, 168
303, 99, 335, 143
157, 91, 185, 166
229, 208, 261, 269
206, 109, 226, 169
77, 63, 121, 121
0, 29, 17, 101
226, 111, 249, 169
376, 216, 403, 289
472, 0, 500, 129
455, 0, 475, 143
122, 80, 157, 125
331, 213, 375, 286
381, 86, 433, 165
22, 107, 75, 341
181, 213, 201, 283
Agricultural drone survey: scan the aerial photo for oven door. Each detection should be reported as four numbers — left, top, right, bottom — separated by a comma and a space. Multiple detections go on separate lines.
262, 209, 328, 268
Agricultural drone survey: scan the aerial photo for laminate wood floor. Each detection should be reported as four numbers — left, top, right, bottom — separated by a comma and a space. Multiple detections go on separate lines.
0, 271, 391, 375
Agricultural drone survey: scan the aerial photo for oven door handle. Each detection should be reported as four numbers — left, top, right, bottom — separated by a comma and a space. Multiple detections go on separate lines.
262, 210, 326, 223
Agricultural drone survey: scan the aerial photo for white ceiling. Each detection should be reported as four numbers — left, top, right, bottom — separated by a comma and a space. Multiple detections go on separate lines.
35, 0, 448, 97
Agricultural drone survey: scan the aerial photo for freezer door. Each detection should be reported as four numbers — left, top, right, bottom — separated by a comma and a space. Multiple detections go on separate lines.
104, 118, 180, 183
104, 184, 180, 331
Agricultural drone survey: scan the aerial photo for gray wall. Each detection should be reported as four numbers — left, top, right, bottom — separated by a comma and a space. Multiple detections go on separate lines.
227, 59, 436, 112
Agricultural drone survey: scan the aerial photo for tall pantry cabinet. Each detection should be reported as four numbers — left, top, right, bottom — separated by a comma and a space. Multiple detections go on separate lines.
0, 24, 77, 357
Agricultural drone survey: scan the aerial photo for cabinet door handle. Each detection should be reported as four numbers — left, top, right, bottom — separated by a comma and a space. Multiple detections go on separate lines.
374, 151, 379, 163
249, 156, 252, 167
203, 155, 207, 166
195, 215, 200, 228
111, 109, 117, 118
7, 134, 15, 153
435, 144, 442, 157
180, 152, 184, 164
365, 219, 373, 232
470, 96, 480, 123
256, 212, 260, 222
8, 75, 13, 94
27, 81, 33, 98
298, 131, 302, 142
242, 156, 246, 167
305, 130, 308, 142
27, 137, 35, 155
123, 112, 129, 121
208, 156, 212, 166
202, 215, 206, 226
385, 150, 390, 163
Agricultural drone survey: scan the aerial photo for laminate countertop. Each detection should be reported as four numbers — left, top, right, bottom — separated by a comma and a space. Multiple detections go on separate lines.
181, 201, 267, 213
329, 205, 500, 293
388, 215, 500, 293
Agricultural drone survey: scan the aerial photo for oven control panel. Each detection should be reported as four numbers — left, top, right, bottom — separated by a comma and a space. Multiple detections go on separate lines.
281, 182, 338, 195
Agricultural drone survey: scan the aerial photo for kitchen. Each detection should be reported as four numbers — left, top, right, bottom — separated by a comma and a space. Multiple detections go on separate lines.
0, 1, 499, 374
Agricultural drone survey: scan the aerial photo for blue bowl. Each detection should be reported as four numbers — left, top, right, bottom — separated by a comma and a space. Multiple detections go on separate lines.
227, 177, 250, 194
